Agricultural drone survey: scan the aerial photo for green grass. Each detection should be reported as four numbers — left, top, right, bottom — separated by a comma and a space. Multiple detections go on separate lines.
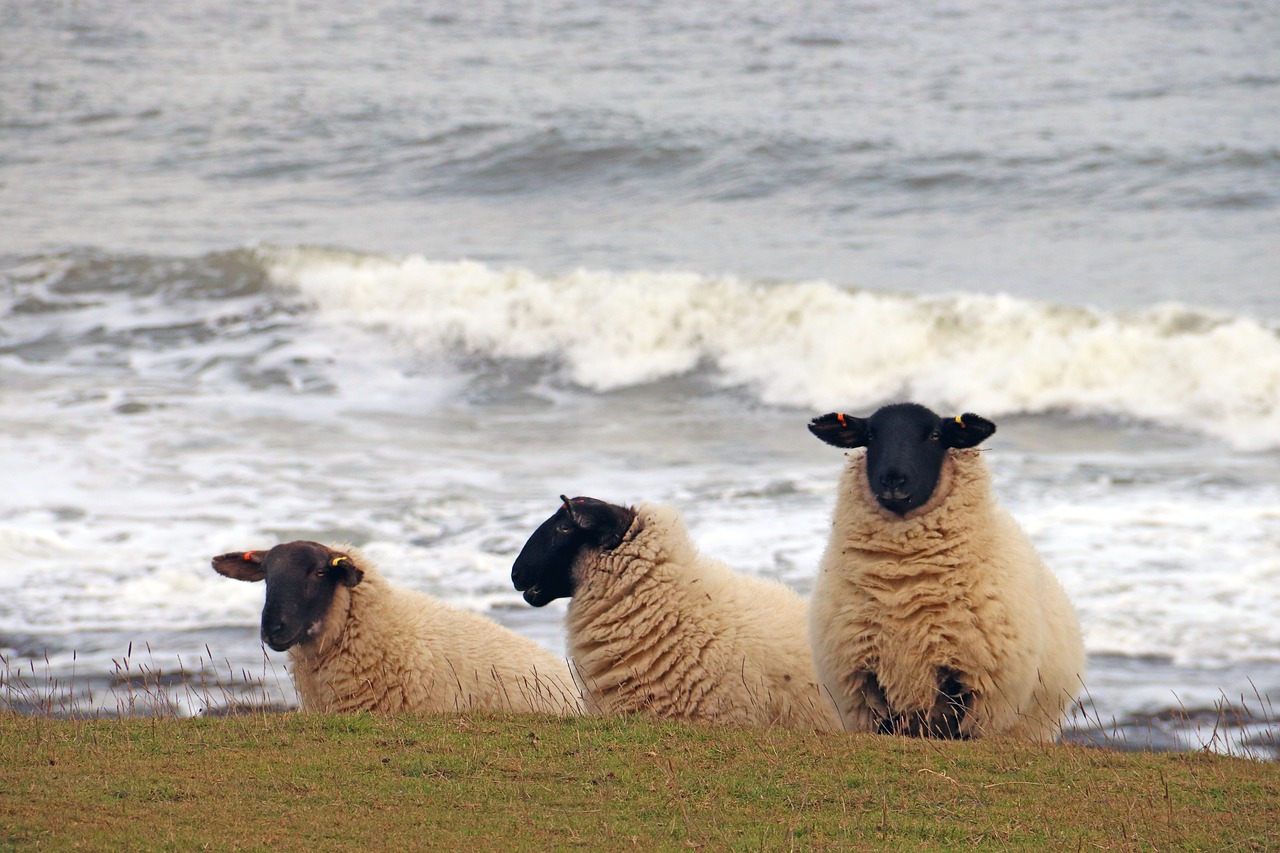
2, 712, 1277, 851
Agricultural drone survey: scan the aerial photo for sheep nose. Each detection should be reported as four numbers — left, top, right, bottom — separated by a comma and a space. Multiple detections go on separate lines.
880, 470, 908, 490
262, 617, 288, 642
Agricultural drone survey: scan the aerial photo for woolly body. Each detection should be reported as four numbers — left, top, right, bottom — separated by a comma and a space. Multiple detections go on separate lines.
810, 450, 1083, 741
275, 549, 580, 715
566, 504, 841, 731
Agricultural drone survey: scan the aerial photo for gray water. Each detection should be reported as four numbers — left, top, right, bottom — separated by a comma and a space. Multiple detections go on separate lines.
4, 1, 1277, 311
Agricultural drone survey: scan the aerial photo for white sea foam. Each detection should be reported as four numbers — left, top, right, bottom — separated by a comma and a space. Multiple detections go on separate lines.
1023, 497, 1280, 668
261, 249, 1280, 450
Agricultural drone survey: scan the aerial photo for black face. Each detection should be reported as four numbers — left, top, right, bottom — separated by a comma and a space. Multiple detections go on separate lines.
212, 540, 363, 652
809, 403, 996, 515
511, 496, 636, 607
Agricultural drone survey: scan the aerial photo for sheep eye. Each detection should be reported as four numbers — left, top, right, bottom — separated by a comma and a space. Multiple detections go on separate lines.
929, 429, 941, 441
556, 523, 574, 534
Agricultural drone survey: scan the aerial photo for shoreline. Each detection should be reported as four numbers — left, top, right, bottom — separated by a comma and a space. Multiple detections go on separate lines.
3, 646, 1275, 761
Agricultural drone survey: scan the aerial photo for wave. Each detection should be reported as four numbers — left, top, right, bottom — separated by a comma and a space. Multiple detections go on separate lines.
259, 246, 1280, 450
388, 115, 1280, 212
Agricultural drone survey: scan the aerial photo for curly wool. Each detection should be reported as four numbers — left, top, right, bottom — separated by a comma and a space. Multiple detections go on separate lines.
289, 549, 582, 715
810, 450, 1084, 741
565, 504, 841, 731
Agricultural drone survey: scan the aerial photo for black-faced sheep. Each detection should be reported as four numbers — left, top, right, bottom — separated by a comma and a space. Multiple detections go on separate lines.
807, 403, 1084, 741
212, 540, 582, 715
510, 496, 842, 731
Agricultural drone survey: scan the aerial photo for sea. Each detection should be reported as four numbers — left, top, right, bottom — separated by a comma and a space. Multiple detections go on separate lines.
2, 1, 1277, 756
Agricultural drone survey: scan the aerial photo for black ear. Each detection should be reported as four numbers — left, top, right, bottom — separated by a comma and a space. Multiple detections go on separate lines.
212, 550, 265, 582
939, 413, 996, 449
561, 495, 633, 550
325, 552, 364, 588
808, 412, 870, 448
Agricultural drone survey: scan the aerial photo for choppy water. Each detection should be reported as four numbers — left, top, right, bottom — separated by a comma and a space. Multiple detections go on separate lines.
2, 1, 1278, 756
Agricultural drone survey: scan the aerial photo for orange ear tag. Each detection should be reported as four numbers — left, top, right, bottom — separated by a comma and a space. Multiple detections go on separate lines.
837, 413, 847, 427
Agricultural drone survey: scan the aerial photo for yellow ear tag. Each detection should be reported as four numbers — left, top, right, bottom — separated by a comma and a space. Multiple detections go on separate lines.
955, 416, 966, 428
330, 556, 348, 568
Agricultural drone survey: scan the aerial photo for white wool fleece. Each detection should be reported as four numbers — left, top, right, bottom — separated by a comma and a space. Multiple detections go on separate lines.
565, 504, 842, 731
289, 549, 582, 715
810, 450, 1084, 742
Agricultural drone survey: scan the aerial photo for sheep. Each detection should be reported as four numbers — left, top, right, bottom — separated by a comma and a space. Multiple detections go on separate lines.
211, 540, 582, 715
510, 496, 843, 731
807, 403, 1084, 742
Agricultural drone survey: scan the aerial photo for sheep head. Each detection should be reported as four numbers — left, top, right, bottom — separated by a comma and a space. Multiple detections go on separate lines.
211, 540, 363, 652
511, 495, 636, 607
809, 403, 996, 515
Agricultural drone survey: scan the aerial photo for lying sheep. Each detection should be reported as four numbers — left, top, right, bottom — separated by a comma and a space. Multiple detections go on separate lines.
510, 496, 843, 731
808, 403, 1084, 741
212, 540, 582, 715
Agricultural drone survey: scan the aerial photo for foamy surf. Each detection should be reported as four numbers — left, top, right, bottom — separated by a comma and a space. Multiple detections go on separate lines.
260, 247, 1280, 450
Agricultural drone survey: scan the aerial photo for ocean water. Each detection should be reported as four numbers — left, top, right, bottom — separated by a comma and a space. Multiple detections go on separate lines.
2, 1, 1278, 755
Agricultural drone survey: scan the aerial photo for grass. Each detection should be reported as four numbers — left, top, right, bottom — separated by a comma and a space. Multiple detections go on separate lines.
2, 711, 1278, 851
2, 650, 1277, 849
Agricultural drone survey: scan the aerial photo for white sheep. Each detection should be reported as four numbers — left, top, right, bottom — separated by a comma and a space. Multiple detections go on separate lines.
808, 403, 1084, 742
510, 496, 843, 731
212, 540, 582, 715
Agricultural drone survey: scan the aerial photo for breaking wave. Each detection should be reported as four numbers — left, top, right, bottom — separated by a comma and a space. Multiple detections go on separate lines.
261, 246, 1280, 450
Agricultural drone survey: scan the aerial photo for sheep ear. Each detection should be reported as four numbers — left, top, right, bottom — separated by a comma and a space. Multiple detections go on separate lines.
559, 495, 578, 526
212, 550, 265, 582
808, 412, 869, 448
940, 413, 996, 449
326, 552, 364, 588
561, 496, 632, 550
562, 496, 609, 532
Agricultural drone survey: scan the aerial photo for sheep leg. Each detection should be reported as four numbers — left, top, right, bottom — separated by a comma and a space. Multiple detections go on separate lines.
913, 667, 971, 739
932, 667, 972, 738
846, 671, 893, 733
884, 667, 972, 739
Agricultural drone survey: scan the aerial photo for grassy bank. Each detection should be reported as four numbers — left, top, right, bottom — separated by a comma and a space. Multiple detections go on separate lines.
1, 712, 1276, 851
